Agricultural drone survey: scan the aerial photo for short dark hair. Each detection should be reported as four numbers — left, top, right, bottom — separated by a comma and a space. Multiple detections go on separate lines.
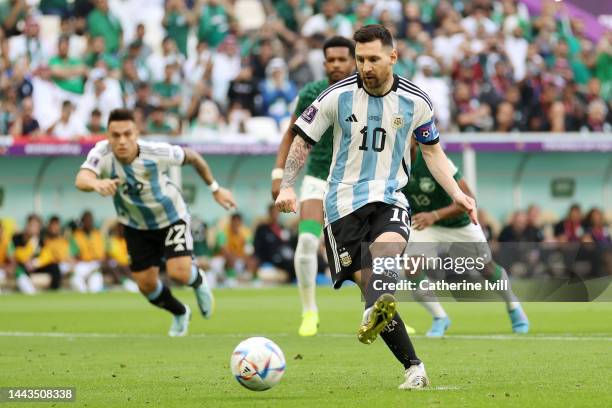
49, 215, 61, 224
108, 108, 135, 125
91, 108, 102, 117
323, 36, 355, 58
353, 24, 394, 47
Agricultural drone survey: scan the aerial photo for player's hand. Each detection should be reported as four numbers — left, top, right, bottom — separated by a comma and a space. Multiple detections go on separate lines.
213, 187, 237, 210
275, 187, 297, 213
412, 212, 436, 231
271, 178, 282, 200
94, 179, 120, 196
452, 191, 478, 225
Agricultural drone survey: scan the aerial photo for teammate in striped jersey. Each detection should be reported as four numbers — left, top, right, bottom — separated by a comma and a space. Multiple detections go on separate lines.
275, 25, 477, 389
76, 108, 236, 337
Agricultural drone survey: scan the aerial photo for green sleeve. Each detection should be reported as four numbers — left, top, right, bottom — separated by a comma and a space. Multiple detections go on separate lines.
69, 238, 80, 257
293, 84, 316, 117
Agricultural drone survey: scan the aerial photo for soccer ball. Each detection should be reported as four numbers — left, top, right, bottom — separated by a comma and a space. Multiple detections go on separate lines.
230, 337, 286, 391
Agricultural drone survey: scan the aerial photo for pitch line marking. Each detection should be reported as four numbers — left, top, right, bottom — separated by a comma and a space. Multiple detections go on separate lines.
0, 332, 611, 342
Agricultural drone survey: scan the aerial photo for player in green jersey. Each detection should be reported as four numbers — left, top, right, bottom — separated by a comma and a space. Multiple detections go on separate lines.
271, 36, 356, 336
403, 141, 529, 336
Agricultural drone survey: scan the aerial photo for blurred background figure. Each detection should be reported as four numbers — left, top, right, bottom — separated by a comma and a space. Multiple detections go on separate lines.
70, 211, 105, 293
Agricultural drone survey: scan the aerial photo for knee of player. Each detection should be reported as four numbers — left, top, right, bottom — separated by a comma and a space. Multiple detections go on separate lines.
297, 232, 320, 254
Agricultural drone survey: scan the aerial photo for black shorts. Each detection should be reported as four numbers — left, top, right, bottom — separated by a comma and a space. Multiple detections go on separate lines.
323, 202, 411, 289
124, 219, 193, 271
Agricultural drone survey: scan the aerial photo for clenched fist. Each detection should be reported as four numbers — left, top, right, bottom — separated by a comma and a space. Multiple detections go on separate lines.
275, 187, 297, 213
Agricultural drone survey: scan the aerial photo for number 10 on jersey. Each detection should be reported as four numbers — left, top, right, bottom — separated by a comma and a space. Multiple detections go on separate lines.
359, 126, 387, 152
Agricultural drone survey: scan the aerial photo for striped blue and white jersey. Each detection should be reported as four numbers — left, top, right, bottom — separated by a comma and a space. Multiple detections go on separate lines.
81, 140, 188, 230
292, 73, 439, 225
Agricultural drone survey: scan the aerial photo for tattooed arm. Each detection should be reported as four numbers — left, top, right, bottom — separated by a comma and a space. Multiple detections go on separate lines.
275, 136, 312, 213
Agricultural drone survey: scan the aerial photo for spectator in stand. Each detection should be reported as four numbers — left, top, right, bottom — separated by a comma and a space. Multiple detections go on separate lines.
12, 214, 61, 293
145, 105, 176, 135
583, 208, 611, 246
554, 204, 584, 243
253, 204, 296, 282
453, 81, 492, 132
196, 0, 232, 49
581, 99, 611, 133
190, 99, 225, 133
211, 35, 241, 107
163, 0, 197, 57
250, 38, 274, 83
132, 23, 153, 61
214, 213, 255, 283
184, 40, 212, 88
10, 58, 34, 104
49, 35, 88, 103
84, 36, 120, 73
412, 56, 450, 131
133, 82, 155, 120
498, 211, 531, 243
69, 211, 105, 293
47, 100, 87, 140
259, 58, 297, 125
76, 68, 123, 126
8, 17, 47, 69
494, 101, 520, 132
87, 0, 122, 54
349, 3, 377, 31
86, 108, 106, 134
227, 66, 259, 117
525, 204, 545, 242
147, 37, 184, 83
40, 215, 72, 278
9, 97, 40, 137
152, 63, 182, 115
301, 0, 352, 38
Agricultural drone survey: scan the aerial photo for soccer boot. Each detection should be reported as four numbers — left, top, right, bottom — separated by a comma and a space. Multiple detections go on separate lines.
358, 293, 397, 344
168, 305, 191, 337
399, 362, 429, 389
426, 316, 451, 337
298, 311, 319, 337
194, 269, 215, 319
509, 305, 529, 333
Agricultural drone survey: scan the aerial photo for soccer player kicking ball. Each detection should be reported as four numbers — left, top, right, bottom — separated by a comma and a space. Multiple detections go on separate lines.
403, 142, 529, 336
271, 36, 356, 337
275, 25, 476, 389
75, 109, 236, 337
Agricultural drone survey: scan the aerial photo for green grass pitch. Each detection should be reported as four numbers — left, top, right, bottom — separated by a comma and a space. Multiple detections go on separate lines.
1, 286, 611, 407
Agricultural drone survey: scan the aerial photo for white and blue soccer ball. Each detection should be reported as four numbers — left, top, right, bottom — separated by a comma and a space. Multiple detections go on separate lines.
230, 337, 286, 391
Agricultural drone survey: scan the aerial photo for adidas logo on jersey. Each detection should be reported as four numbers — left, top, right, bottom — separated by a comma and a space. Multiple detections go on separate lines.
345, 114, 358, 122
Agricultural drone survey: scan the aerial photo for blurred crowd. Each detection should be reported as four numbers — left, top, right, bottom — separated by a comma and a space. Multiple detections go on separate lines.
0, 202, 610, 293
1, 0, 611, 141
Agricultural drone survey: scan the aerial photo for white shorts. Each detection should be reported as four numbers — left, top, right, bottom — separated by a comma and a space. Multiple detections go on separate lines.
299, 175, 327, 202
405, 223, 492, 262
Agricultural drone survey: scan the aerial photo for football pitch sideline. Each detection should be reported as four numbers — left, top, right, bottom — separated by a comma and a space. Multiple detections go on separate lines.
1, 287, 611, 407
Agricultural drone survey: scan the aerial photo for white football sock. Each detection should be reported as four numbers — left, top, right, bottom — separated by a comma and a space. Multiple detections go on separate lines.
294, 232, 319, 313
413, 285, 447, 319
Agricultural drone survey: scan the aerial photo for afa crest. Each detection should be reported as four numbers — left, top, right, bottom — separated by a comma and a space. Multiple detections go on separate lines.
392, 114, 404, 129
339, 251, 352, 267
419, 177, 436, 193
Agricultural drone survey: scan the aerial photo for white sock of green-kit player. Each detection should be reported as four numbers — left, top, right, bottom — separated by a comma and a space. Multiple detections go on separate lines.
294, 230, 319, 313
488, 264, 520, 311
413, 282, 447, 319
